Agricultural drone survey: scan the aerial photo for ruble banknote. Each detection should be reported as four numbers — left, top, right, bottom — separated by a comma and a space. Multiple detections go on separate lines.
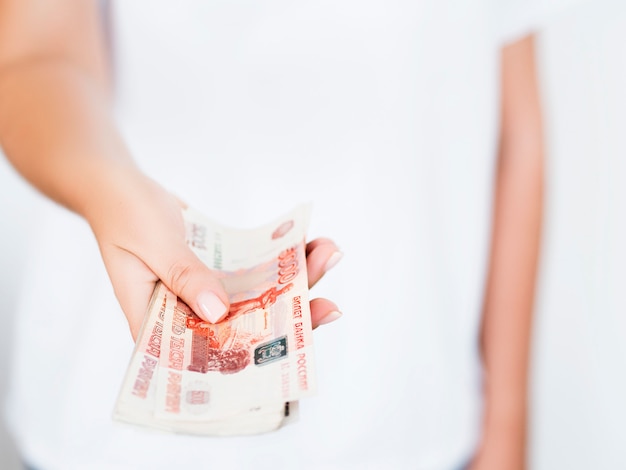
113, 205, 315, 435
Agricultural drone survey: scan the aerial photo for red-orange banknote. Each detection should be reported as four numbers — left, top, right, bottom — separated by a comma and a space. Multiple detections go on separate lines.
113, 205, 315, 435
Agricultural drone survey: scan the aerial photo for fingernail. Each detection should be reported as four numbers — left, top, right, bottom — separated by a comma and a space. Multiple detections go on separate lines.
324, 251, 343, 272
317, 310, 343, 326
197, 291, 228, 323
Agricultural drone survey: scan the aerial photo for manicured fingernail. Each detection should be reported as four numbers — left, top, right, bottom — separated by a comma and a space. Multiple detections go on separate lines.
197, 291, 228, 323
317, 310, 343, 326
324, 251, 343, 272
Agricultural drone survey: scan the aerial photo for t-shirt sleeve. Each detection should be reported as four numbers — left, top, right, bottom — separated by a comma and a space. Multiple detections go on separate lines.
494, 0, 584, 45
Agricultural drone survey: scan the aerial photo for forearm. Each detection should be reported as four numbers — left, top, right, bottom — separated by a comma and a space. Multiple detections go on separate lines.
480, 141, 543, 460
0, 59, 141, 221
474, 35, 544, 469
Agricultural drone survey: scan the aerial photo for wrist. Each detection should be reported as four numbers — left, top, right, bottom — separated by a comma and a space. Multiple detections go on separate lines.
79, 161, 153, 233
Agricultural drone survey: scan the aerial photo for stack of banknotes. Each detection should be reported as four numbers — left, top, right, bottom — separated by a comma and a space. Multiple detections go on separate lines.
113, 205, 317, 436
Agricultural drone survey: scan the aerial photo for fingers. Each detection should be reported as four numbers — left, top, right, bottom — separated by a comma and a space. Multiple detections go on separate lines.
105, 238, 230, 342
306, 238, 343, 289
151, 245, 231, 324
306, 238, 343, 329
128, 189, 230, 324
310, 298, 343, 329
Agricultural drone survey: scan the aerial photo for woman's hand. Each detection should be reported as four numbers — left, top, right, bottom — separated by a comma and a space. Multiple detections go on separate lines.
86, 170, 342, 340
86, 170, 231, 340
0, 0, 342, 342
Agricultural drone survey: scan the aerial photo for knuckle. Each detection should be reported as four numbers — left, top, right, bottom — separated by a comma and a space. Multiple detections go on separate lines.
166, 260, 195, 294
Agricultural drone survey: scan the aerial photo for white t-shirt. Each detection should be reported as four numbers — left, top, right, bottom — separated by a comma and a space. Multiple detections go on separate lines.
4, 1, 570, 469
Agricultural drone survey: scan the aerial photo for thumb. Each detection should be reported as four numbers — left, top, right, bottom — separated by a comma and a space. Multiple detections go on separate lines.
153, 245, 230, 324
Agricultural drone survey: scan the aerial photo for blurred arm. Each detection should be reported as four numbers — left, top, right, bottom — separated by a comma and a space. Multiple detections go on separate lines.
0, 0, 134, 218
471, 34, 544, 470
0, 0, 232, 336
0, 0, 341, 337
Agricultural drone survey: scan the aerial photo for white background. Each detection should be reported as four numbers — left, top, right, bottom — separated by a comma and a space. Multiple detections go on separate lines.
1, 2, 625, 468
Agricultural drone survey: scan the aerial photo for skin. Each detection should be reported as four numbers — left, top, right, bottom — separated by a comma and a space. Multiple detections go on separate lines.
0, 1, 543, 468
469, 36, 544, 470
0, 0, 342, 339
